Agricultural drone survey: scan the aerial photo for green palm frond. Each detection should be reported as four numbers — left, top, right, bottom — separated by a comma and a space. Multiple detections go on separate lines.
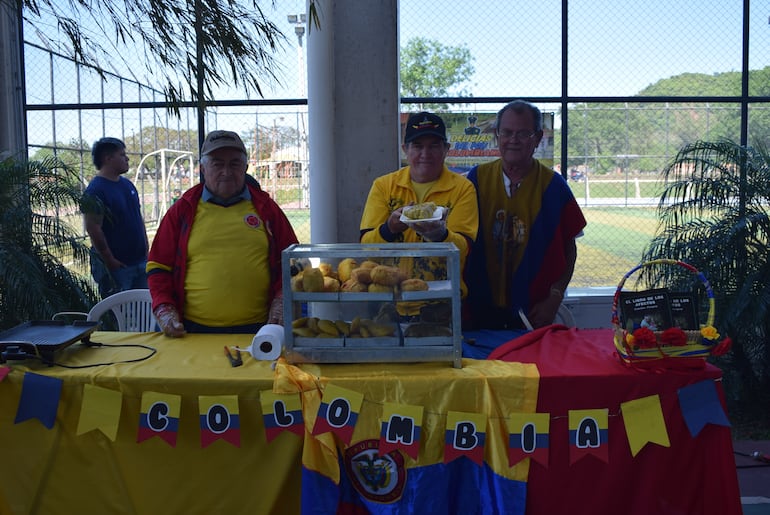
0, 156, 97, 330
641, 139, 770, 402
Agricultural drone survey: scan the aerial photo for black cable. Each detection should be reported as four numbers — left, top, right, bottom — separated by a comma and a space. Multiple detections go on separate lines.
52, 340, 158, 368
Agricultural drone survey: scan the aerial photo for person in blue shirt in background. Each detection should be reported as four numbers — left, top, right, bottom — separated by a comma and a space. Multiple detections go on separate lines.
82, 137, 149, 298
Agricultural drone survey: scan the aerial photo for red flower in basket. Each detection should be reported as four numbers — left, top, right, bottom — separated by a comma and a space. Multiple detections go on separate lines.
710, 337, 733, 357
659, 327, 688, 347
632, 327, 657, 349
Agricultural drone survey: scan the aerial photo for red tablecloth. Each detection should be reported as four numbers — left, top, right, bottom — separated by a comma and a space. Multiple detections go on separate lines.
489, 326, 742, 515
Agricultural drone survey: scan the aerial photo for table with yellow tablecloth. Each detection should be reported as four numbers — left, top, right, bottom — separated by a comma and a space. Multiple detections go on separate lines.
0, 331, 538, 515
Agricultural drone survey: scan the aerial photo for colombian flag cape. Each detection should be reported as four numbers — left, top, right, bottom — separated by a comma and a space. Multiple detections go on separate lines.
465, 159, 586, 323
273, 358, 539, 515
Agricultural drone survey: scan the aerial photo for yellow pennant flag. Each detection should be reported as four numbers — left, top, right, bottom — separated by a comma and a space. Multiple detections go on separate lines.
77, 384, 123, 441
621, 394, 670, 457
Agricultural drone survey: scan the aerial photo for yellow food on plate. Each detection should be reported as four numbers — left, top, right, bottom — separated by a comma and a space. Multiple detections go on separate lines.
403, 202, 437, 220
370, 265, 407, 286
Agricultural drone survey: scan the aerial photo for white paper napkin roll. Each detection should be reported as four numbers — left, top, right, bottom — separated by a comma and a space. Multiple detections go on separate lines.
250, 324, 285, 360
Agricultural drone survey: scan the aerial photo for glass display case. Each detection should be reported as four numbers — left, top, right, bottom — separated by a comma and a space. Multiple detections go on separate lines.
281, 243, 462, 368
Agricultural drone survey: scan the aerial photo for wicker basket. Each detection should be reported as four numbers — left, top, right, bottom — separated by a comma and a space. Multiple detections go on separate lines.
611, 259, 726, 367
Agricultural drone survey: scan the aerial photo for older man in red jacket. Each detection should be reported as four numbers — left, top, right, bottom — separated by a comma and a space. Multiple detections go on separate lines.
147, 130, 298, 337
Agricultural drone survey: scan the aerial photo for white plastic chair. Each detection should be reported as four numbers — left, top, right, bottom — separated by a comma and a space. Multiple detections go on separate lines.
553, 303, 576, 327
87, 289, 156, 332
54, 289, 156, 332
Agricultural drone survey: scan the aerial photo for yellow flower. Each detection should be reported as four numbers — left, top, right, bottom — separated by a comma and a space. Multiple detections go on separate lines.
701, 326, 720, 340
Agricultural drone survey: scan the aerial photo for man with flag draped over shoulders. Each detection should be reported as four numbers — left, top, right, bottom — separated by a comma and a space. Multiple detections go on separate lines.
465, 100, 586, 335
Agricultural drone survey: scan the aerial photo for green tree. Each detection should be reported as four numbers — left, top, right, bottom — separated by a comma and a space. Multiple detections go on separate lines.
641, 139, 770, 413
400, 37, 475, 112
564, 67, 770, 175
30, 138, 91, 171
125, 127, 199, 156
0, 155, 97, 330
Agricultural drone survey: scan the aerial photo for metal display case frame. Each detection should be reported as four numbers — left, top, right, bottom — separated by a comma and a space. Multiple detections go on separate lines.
282, 242, 462, 368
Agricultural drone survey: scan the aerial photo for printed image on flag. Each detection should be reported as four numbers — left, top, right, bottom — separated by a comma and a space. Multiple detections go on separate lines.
293, 360, 539, 515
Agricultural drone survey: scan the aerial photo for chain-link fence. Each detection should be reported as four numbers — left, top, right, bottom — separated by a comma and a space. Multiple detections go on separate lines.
22, 0, 770, 288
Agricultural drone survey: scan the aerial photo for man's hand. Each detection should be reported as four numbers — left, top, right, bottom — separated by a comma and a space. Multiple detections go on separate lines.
387, 206, 410, 234
154, 303, 186, 337
413, 218, 447, 242
267, 294, 283, 325
413, 207, 448, 241
104, 255, 125, 271
528, 290, 563, 328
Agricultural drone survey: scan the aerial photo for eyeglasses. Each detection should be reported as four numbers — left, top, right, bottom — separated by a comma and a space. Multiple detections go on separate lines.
496, 129, 537, 141
205, 158, 246, 172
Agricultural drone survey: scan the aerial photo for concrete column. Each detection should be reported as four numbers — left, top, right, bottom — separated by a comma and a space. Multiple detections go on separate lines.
307, 0, 400, 244
0, 0, 27, 159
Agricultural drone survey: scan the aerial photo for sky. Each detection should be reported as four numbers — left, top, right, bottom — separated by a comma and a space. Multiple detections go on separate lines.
20, 0, 769, 147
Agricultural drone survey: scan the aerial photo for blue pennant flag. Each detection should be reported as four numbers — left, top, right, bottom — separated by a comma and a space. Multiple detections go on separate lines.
15, 372, 63, 429
678, 379, 731, 437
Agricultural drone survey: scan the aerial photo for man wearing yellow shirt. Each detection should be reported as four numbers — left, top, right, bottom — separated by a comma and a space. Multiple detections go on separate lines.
147, 130, 298, 337
359, 112, 478, 304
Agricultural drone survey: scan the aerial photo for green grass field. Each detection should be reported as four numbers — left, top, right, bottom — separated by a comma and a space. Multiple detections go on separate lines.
572, 207, 662, 287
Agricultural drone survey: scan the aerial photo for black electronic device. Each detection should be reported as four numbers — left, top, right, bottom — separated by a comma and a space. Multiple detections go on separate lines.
0, 320, 99, 365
